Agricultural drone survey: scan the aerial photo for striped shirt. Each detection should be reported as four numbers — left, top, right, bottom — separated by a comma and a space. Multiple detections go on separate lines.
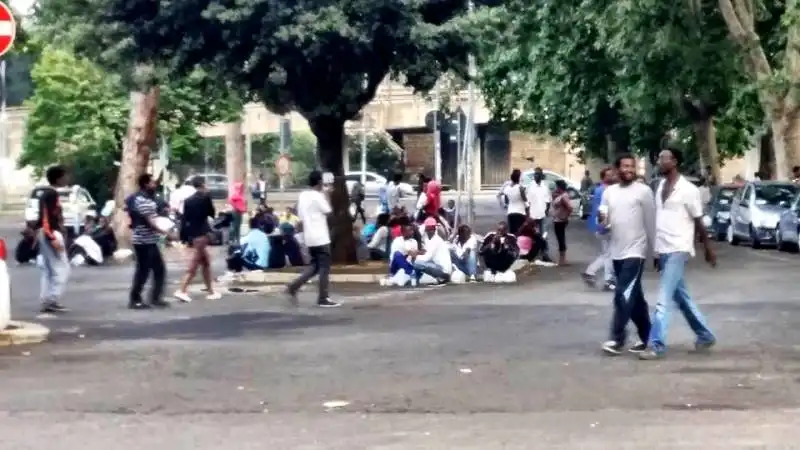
132, 195, 160, 245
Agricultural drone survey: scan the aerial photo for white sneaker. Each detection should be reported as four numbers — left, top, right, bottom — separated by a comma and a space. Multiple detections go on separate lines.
410, 279, 418, 287
206, 291, 222, 300
469, 275, 477, 282
173, 291, 192, 303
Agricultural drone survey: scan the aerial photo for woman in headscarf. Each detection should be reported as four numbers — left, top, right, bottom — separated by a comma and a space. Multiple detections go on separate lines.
228, 182, 247, 244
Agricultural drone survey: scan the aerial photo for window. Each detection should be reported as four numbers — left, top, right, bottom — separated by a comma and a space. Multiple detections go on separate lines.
344, 174, 361, 182
78, 189, 94, 204
754, 184, 798, 206
740, 186, 752, 205
364, 174, 378, 182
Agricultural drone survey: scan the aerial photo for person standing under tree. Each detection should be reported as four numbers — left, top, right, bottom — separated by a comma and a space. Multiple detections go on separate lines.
638, 149, 717, 360
285, 170, 341, 308
350, 180, 367, 224
502, 169, 527, 235
551, 179, 572, 265
600, 154, 656, 356
173, 177, 221, 302
36, 165, 71, 313
582, 166, 616, 291
128, 174, 172, 310
525, 167, 552, 262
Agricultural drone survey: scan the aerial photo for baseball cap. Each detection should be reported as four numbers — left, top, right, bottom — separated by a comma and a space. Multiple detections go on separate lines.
423, 217, 437, 227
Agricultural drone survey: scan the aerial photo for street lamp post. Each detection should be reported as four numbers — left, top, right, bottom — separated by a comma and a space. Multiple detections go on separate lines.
464, 0, 477, 228
360, 77, 369, 184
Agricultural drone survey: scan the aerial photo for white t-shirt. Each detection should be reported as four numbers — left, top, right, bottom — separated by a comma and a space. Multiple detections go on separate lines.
296, 189, 332, 247
526, 182, 551, 219
503, 183, 527, 215
655, 176, 702, 256
417, 234, 452, 273
386, 183, 401, 209
170, 185, 196, 214
390, 236, 418, 256
452, 234, 478, 258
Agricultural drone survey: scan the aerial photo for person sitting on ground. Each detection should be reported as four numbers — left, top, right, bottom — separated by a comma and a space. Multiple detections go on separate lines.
443, 199, 459, 229
480, 222, 519, 274
387, 224, 419, 283
227, 216, 271, 272
413, 217, 452, 284
15, 226, 39, 264
365, 213, 392, 260
90, 216, 118, 259
516, 217, 546, 262
278, 206, 300, 230
450, 224, 478, 281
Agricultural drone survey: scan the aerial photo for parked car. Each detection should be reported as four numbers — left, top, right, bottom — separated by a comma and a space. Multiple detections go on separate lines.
520, 169, 588, 218
727, 181, 799, 248
24, 185, 97, 236
776, 192, 800, 252
705, 184, 739, 241
344, 171, 414, 198
186, 173, 228, 199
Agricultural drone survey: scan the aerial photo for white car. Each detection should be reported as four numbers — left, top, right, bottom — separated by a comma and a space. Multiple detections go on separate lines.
344, 171, 415, 197
25, 185, 98, 235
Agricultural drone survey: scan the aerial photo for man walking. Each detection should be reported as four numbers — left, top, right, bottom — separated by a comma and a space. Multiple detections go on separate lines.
582, 167, 616, 291
36, 165, 71, 313
285, 170, 340, 308
639, 149, 716, 360
525, 167, 553, 262
600, 154, 655, 355
128, 174, 171, 310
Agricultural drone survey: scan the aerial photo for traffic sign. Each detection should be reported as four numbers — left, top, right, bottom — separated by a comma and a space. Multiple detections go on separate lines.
0, 3, 16, 57
275, 154, 291, 175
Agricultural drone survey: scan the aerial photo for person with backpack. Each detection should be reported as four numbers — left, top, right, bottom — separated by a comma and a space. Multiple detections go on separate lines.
36, 165, 71, 313
127, 173, 173, 310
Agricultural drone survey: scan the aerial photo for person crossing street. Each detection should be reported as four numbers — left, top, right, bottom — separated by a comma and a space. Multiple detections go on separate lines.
582, 167, 616, 291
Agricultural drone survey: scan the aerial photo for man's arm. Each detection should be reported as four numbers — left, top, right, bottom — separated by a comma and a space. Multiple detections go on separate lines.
137, 198, 167, 234
206, 196, 216, 219
687, 186, 715, 264
640, 186, 657, 257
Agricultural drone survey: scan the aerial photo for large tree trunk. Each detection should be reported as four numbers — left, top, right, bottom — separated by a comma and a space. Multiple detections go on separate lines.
692, 116, 721, 184
309, 117, 358, 264
759, 131, 774, 179
111, 86, 160, 248
224, 121, 246, 205
770, 114, 791, 180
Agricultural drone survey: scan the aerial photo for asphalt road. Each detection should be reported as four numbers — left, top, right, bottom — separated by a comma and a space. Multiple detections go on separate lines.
1, 216, 800, 448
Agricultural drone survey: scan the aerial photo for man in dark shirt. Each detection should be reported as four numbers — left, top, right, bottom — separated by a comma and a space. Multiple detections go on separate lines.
173, 177, 219, 302
129, 173, 171, 310
37, 165, 71, 313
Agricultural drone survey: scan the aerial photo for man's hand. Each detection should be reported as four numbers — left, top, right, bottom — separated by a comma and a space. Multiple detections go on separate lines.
653, 255, 661, 272
704, 246, 717, 268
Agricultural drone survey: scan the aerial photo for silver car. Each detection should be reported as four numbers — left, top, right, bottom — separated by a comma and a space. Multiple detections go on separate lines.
776, 192, 800, 252
727, 181, 798, 248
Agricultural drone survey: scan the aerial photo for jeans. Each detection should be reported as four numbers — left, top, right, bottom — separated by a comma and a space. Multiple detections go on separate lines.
287, 244, 331, 301
609, 258, 651, 345
413, 260, 449, 281
389, 252, 415, 276
553, 220, 568, 252
229, 211, 243, 244
450, 250, 478, 276
648, 252, 715, 354
37, 231, 70, 303
130, 243, 166, 305
585, 233, 614, 282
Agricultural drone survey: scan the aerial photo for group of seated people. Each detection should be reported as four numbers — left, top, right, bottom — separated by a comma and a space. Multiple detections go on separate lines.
225, 204, 306, 272
15, 213, 118, 266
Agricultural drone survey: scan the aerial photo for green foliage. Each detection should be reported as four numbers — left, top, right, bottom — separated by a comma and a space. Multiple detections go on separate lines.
19, 46, 244, 201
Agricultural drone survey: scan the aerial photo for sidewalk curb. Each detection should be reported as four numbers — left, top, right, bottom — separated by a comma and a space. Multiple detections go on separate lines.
239, 271, 382, 284
0, 321, 50, 346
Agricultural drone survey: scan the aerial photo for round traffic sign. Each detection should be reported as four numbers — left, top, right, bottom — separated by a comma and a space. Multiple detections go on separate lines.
275, 154, 291, 175
0, 3, 16, 58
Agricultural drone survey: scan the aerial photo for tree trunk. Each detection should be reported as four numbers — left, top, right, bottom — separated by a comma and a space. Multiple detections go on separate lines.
770, 115, 790, 180
692, 116, 721, 184
309, 117, 358, 264
759, 131, 774, 179
224, 121, 246, 206
605, 134, 617, 163
111, 86, 160, 248
784, 109, 800, 177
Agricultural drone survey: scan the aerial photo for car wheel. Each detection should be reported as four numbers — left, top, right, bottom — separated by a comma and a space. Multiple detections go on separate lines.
727, 224, 740, 246
749, 225, 762, 249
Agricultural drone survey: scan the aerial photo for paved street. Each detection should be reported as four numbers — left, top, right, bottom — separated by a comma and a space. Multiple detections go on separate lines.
1, 216, 800, 448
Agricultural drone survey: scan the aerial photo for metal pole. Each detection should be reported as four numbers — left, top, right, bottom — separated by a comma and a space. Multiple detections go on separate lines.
0, 59, 6, 213
455, 115, 463, 217
245, 131, 252, 184
465, 0, 477, 228
279, 116, 288, 192
360, 116, 368, 183
433, 84, 442, 183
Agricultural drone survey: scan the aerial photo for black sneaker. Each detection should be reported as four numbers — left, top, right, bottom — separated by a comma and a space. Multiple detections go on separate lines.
284, 288, 299, 307
40, 301, 69, 313
628, 342, 647, 353
581, 273, 597, 288
128, 302, 152, 310
316, 298, 342, 308
601, 340, 624, 356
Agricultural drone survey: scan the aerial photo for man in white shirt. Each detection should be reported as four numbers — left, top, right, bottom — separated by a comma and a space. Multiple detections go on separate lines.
600, 155, 656, 356
450, 224, 478, 280
526, 168, 553, 262
639, 149, 716, 360
413, 217, 452, 283
169, 182, 196, 215
285, 170, 340, 308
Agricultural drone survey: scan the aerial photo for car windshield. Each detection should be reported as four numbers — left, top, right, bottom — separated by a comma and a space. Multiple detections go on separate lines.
30, 188, 70, 202
713, 188, 737, 210
754, 184, 798, 206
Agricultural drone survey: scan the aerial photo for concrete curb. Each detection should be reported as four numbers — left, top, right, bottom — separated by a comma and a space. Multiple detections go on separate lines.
239, 271, 383, 284
0, 321, 50, 346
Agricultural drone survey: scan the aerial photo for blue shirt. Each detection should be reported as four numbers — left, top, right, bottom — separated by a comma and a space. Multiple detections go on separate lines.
240, 229, 270, 268
587, 183, 607, 234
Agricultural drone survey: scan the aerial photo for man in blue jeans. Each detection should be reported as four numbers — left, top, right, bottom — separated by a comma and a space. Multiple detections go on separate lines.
639, 148, 717, 360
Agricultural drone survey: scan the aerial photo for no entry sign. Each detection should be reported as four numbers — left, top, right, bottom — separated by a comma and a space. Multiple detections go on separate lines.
0, 2, 15, 57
